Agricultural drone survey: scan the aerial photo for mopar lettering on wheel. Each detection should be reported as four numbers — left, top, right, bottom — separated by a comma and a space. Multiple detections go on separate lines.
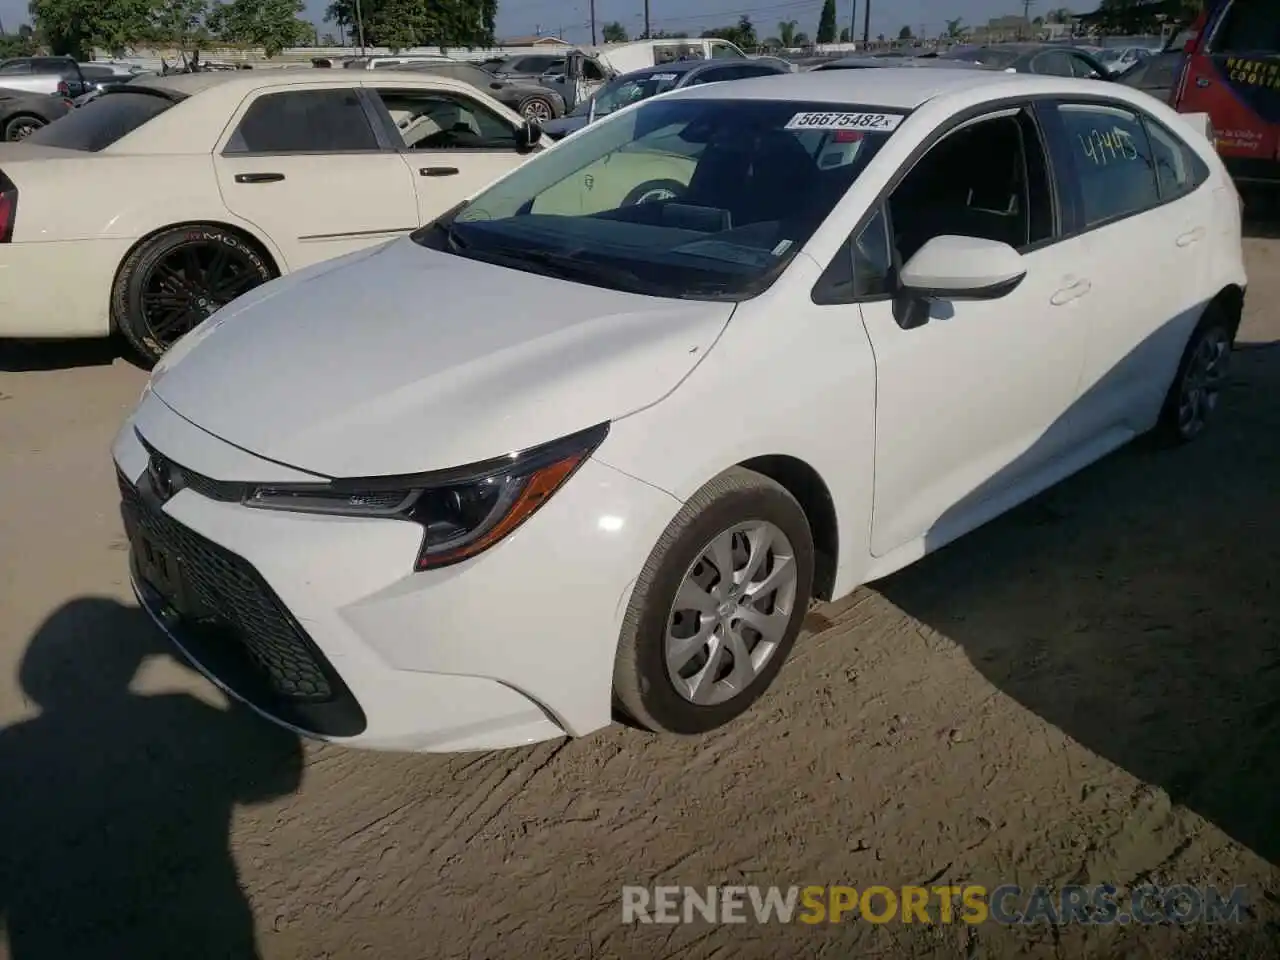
112, 224, 277, 366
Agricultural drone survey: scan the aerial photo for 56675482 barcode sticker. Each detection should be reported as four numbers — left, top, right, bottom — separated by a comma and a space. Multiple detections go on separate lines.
784, 111, 903, 132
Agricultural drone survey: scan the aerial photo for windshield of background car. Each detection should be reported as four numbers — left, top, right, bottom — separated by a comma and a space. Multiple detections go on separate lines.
424, 97, 903, 300
569, 71, 684, 118
24, 90, 178, 151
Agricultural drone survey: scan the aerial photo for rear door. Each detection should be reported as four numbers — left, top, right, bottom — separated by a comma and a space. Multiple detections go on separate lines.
1177, 0, 1280, 173
362, 83, 532, 225
213, 85, 418, 271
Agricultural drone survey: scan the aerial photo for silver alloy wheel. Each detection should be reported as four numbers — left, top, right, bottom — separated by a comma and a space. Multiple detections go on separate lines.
633, 187, 678, 204
522, 98, 553, 122
665, 520, 798, 706
7, 118, 43, 141
1177, 326, 1230, 439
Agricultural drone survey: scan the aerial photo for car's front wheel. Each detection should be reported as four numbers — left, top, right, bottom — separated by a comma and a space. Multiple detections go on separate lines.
613, 467, 815, 734
3, 114, 45, 141
518, 95, 557, 122
1158, 311, 1234, 443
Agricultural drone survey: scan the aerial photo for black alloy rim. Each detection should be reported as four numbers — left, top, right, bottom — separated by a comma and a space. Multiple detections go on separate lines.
139, 241, 263, 348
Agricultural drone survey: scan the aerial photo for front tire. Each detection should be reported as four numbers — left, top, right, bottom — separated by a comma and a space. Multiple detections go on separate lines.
3, 114, 45, 141
1156, 311, 1233, 444
519, 95, 557, 122
112, 224, 276, 365
613, 467, 815, 735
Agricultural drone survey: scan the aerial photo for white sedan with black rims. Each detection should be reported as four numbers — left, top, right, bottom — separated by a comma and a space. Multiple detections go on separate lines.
114, 69, 1246, 752
0, 70, 543, 363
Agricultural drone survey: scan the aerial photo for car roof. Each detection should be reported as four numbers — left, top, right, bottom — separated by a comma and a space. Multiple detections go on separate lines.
667, 66, 1031, 110
819, 55, 990, 71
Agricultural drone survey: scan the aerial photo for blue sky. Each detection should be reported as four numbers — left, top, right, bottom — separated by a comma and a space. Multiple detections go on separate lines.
0, 0, 1090, 48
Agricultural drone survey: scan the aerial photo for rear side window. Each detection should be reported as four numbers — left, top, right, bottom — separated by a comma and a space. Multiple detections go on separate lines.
1145, 119, 1210, 199
0, 60, 32, 74
1056, 102, 1159, 226
25, 91, 176, 151
224, 89, 379, 153
1212, 0, 1280, 54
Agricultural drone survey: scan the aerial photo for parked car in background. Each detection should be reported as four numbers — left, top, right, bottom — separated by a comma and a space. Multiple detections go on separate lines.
934, 43, 1113, 80
395, 61, 566, 122
1173, 0, 1279, 186
0, 71, 544, 361
1097, 46, 1154, 76
111, 69, 1245, 753
540, 57, 790, 140
1118, 49, 1186, 104
484, 54, 567, 79
0, 88, 71, 140
0, 56, 89, 97
812, 55, 990, 72
346, 55, 454, 70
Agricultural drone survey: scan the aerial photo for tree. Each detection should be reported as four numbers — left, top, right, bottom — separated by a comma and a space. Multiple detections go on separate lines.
838, 26, 851, 42
602, 21, 627, 42
944, 17, 964, 39
793, 31, 809, 45
702, 14, 755, 50
776, 19, 798, 47
816, 0, 837, 44
324, 0, 355, 40
151, 0, 211, 64
30, 0, 155, 57
207, 0, 310, 56
0, 32, 37, 58
897, 24, 913, 40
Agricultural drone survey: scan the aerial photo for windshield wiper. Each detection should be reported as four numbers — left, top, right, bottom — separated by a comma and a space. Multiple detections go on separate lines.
476, 246, 659, 295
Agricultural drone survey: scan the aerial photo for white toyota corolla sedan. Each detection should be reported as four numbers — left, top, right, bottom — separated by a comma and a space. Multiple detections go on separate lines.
113, 69, 1246, 752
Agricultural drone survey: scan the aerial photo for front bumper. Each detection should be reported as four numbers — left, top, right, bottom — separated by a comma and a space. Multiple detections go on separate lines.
114, 393, 682, 752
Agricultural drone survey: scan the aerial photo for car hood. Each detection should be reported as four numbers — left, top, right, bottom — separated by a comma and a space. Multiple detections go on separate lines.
150, 237, 733, 478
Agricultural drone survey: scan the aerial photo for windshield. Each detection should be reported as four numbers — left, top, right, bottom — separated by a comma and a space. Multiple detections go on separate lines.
416, 97, 901, 300
25, 90, 177, 151
570, 72, 684, 118
941, 46, 1021, 68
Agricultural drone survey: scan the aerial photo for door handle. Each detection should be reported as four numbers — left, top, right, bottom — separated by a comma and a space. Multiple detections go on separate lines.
1176, 227, 1206, 247
419, 166, 459, 177
234, 172, 284, 183
1050, 278, 1091, 306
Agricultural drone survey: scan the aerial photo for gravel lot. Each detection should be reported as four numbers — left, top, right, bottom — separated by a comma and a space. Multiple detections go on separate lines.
1, 236, 1277, 959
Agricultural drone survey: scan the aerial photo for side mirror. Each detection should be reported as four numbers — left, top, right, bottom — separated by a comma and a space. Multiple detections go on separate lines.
895, 235, 1026, 328
515, 119, 542, 153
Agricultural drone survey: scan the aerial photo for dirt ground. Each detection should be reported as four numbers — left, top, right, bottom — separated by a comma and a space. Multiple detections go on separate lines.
1, 238, 1278, 960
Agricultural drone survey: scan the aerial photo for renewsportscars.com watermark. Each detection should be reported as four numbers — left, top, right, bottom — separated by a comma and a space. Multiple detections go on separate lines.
621, 884, 1249, 926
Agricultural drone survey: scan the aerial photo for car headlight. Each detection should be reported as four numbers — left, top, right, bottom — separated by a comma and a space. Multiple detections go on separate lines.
243, 422, 609, 570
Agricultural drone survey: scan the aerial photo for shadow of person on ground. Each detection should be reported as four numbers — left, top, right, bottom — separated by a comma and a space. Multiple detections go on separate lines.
878, 335, 1280, 868
0, 598, 305, 959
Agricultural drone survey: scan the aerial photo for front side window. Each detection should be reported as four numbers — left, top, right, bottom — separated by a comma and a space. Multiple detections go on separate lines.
421, 98, 902, 300
26, 90, 177, 151
224, 89, 379, 153
0, 60, 31, 74
1055, 102, 1159, 226
1211, 0, 1280, 55
371, 89, 515, 150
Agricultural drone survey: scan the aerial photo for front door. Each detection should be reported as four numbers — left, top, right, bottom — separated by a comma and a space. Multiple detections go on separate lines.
857, 107, 1090, 557
213, 85, 419, 271
362, 84, 531, 225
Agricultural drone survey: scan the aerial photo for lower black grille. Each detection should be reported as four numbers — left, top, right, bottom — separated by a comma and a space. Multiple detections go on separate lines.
119, 471, 333, 701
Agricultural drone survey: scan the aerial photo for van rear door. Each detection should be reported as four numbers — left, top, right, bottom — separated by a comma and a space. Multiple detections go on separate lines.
1178, 0, 1280, 180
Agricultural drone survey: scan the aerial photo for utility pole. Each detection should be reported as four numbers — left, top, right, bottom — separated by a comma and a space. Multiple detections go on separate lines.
862, 0, 870, 44
1021, 0, 1034, 40
849, 0, 856, 45
354, 0, 366, 55
643, 0, 650, 39
590, 0, 597, 44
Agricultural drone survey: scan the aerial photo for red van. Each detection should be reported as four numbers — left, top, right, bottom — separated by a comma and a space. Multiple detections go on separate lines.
1174, 0, 1280, 184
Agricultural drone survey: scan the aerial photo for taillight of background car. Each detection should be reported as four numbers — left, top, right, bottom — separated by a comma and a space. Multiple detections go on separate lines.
0, 171, 17, 243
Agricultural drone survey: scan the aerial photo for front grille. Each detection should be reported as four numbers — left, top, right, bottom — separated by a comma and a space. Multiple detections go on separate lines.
120, 472, 334, 701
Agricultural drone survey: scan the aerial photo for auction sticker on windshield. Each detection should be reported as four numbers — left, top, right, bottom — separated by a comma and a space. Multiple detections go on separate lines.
785, 112, 903, 132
